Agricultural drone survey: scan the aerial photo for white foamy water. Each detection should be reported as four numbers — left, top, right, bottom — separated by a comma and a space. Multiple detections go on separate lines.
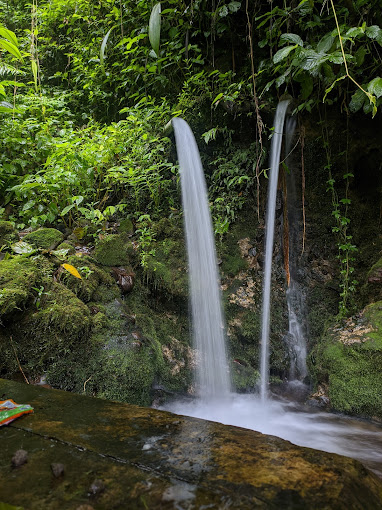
163, 392, 382, 477
172, 117, 231, 398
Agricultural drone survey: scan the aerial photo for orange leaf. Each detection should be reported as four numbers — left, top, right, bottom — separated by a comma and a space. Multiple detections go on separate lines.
61, 263, 82, 279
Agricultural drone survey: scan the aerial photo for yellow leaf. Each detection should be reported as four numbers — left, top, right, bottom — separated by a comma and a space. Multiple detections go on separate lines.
61, 263, 82, 279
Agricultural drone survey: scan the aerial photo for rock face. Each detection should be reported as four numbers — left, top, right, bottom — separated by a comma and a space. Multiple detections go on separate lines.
1, 378, 382, 509
312, 302, 382, 418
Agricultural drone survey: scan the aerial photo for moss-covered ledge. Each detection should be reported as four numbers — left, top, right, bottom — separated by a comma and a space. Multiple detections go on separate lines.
1, 379, 382, 509
311, 302, 382, 418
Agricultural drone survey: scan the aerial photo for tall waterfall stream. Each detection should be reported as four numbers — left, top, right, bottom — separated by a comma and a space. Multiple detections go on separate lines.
163, 115, 382, 478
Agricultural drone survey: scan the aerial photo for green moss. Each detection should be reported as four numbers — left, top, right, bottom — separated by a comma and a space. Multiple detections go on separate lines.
324, 341, 382, 417
62, 255, 117, 302
92, 283, 120, 303
312, 305, 382, 418
23, 228, 64, 250
0, 220, 17, 247
118, 217, 134, 234
221, 254, 248, 277
93, 233, 136, 266
56, 241, 76, 255
29, 282, 92, 341
0, 256, 38, 317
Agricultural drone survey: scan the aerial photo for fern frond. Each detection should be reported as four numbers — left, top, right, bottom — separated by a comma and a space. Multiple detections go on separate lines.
0, 63, 26, 77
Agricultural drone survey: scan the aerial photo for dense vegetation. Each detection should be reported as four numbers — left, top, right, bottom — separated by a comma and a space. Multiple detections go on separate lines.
1, 0, 382, 415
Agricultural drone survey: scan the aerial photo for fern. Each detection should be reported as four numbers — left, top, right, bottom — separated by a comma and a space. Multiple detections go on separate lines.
0, 63, 25, 77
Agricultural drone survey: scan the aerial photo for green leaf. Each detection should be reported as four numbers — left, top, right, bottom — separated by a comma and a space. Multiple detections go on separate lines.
11, 241, 36, 254
349, 88, 366, 112
51, 248, 70, 258
280, 33, 303, 47
0, 26, 19, 47
228, 1, 241, 13
0, 100, 17, 113
367, 77, 382, 98
327, 51, 344, 64
323, 75, 346, 102
212, 92, 224, 105
317, 33, 334, 53
61, 204, 75, 216
273, 44, 298, 64
149, 3, 161, 57
354, 46, 367, 66
100, 27, 115, 67
31, 59, 38, 92
0, 39, 22, 60
345, 26, 365, 39
366, 25, 381, 40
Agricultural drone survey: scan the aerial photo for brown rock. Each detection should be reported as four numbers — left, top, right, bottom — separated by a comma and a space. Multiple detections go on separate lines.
51, 462, 65, 478
12, 449, 28, 467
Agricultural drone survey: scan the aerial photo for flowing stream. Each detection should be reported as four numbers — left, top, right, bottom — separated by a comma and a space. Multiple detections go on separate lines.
165, 114, 382, 478
172, 117, 231, 398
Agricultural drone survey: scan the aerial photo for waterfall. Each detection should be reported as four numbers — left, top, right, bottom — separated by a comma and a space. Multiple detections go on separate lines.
284, 117, 308, 382
172, 117, 231, 398
259, 100, 290, 402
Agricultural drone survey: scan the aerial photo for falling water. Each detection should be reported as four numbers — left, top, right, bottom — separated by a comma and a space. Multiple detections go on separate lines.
163, 113, 382, 478
284, 116, 308, 382
172, 117, 231, 398
260, 99, 290, 401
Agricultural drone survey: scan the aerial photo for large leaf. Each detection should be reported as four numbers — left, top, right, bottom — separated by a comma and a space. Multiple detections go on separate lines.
149, 3, 161, 57
0, 39, 22, 60
228, 1, 241, 13
273, 44, 298, 64
349, 88, 366, 113
280, 33, 303, 47
366, 25, 382, 46
100, 27, 115, 67
367, 77, 382, 98
11, 241, 36, 254
366, 25, 381, 40
0, 26, 19, 47
317, 33, 334, 53
0, 100, 21, 113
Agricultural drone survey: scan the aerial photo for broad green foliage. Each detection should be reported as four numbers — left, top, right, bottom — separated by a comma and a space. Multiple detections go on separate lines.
1, 0, 381, 319
0, 24, 23, 113
257, 0, 382, 115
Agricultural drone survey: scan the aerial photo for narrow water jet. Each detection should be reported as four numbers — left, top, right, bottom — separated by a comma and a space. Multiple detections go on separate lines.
260, 99, 290, 401
172, 117, 231, 398
284, 116, 308, 382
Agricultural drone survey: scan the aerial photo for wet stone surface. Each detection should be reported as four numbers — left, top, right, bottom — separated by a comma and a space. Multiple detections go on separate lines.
1, 378, 382, 509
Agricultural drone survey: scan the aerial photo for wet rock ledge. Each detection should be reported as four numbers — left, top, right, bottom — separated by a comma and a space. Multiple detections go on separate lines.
0, 379, 381, 509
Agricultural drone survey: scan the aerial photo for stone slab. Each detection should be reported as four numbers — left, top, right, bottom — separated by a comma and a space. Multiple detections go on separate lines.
0, 379, 382, 509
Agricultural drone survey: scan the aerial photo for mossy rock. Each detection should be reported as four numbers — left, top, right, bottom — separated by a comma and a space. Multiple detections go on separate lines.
45, 296, 186, 406
0, 220, 17, 247
61, 255, 118, 302
312, 302, 382, 418
0, 256, 38, 317
56, 241, 76, 255
118, 217, 134, 234
1, 281, 93, 377
28, 282, 92, 341
23, 228, 64, 250
93, 233, 135, 266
